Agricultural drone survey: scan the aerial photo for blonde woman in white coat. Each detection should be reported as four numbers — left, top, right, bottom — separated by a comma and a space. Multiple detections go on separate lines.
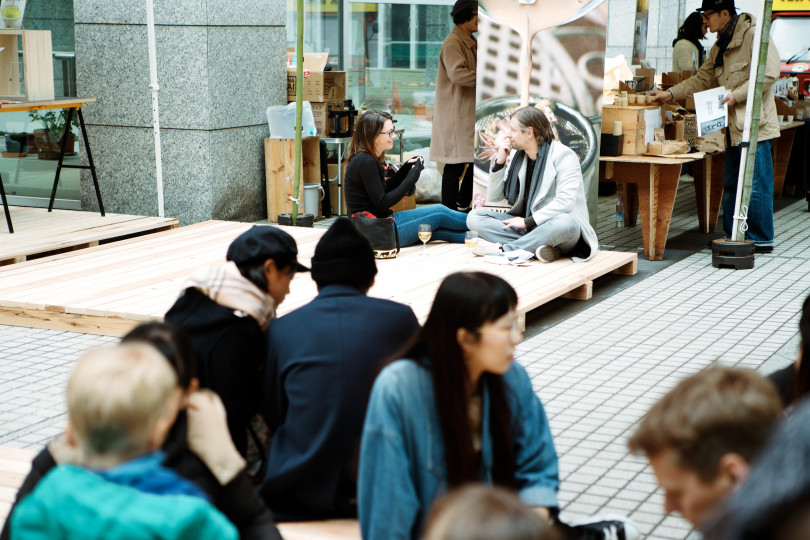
466, 107, 598, 263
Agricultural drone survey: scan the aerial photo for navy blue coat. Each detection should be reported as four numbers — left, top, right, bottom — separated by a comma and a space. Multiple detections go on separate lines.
259, 284, 419, 521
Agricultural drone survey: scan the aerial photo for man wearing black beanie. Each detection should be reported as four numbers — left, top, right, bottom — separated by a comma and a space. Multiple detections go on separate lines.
260, 218, 419, 521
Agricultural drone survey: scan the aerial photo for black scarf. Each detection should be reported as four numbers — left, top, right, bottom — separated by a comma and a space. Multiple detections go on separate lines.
503, 143, 550, 208
714, 14, 739, 68
672, 33, 706, 66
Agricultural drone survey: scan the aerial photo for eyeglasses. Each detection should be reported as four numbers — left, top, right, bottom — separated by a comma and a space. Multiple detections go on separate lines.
700, 10, 716, 20
381, 129, 396, 138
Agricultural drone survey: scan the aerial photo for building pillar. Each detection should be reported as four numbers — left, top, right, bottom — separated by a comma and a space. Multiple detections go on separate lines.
74, 0, 286, 225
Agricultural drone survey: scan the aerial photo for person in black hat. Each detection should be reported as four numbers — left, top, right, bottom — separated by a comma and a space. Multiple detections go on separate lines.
165, 225, 309, 476
651, 0, 781, 253
430, 0, 478, 212
260, 218, 418, 521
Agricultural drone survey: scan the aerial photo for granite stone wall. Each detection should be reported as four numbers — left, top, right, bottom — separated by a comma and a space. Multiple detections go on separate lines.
74, 0, 286, 225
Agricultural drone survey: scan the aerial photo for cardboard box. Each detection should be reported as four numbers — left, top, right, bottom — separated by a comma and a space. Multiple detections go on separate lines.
390, 194, 416, 213
287, 51, 346, 103
601, 105, 663, 155
311, 100, 345, 137
635, 68, 656, 92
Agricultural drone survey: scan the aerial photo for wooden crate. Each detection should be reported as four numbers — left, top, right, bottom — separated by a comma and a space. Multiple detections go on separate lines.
0, 30, 54, 101
602, 105, 660, 156
265, 137, 321, 222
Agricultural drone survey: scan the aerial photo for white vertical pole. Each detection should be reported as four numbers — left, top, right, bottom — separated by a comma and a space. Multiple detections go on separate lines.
146, 0, 165, 218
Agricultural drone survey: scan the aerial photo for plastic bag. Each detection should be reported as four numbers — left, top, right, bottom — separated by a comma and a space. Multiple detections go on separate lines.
0, 0, 25, 28
266, 101, 316, 139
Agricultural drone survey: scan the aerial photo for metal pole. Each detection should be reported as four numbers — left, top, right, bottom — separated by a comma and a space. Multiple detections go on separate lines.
146, 0, 165, 218
730, 0, 773, 241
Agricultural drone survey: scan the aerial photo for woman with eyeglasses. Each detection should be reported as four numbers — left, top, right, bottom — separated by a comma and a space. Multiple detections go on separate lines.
357, 272, 559, 540
344, 110, 468, 246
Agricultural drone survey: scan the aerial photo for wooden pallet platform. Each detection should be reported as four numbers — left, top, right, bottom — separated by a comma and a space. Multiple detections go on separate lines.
0, 206, 179, 266
0, 220, 637, 336
0, 446, 34, 524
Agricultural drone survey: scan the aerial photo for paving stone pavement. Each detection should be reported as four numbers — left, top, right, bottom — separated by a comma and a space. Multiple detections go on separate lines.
1, 188, 808, 539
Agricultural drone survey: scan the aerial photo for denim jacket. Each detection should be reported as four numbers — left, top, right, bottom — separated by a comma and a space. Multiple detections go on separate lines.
358, 359, 559, 540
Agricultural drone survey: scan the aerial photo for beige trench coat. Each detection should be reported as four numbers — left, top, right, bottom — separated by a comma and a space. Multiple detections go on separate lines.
429, 25, 477, 164
670, 14, 780, 145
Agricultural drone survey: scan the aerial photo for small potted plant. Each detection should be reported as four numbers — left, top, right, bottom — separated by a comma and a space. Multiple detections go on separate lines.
0, 129, 28, 157
29, 110, 79, 160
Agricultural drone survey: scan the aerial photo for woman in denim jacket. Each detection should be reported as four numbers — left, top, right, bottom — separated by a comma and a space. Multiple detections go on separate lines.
358, 272, 559, 540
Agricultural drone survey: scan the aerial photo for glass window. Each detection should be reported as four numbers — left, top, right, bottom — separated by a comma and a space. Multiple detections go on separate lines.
0, 0, 80, 208
287, 0, 456, 151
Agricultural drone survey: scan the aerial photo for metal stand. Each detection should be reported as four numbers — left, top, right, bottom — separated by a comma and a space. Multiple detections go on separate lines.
0, 170, 12, 233
49, 107, 105, 216
321, 136, 352, 216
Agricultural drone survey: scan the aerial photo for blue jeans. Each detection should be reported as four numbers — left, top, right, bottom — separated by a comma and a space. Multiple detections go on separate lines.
467, 209, 581, 253
392, 204, 468, 246
723, 140, 774, 246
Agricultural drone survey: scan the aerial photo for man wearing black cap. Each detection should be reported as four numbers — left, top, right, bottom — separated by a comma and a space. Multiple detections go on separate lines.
650, 0, 781, 253
430, 0, 478, 212
260, 218, 418, 521
166, 225, 309, 472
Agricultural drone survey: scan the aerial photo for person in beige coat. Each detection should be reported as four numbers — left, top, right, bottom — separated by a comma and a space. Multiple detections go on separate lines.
651, 0, 780, 252
672, 12, 707, 73
430, 0, 477, 212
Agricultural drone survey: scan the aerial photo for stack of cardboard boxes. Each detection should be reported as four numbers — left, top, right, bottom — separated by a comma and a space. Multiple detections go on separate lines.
286, 50, 347, 137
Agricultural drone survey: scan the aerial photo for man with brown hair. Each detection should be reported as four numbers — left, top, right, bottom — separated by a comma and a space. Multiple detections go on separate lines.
466, 106, 598, 263
628, 366, 783, 531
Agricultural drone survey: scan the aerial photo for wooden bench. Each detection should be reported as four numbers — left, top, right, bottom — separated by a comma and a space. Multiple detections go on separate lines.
0, 445, 360, 539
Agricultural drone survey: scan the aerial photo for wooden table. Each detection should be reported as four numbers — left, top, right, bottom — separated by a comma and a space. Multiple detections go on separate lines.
600, 152, 706, 261
773, 120, 805, 197
0, 98, 101, 233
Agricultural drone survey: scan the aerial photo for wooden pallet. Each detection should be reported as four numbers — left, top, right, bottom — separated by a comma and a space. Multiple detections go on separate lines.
0, 220, 637, 336
0, 206, 179, 266
0, 446, 34, 524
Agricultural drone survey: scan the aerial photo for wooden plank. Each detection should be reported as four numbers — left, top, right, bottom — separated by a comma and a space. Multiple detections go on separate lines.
21, 30, 55, 101
0, 207, 178, 264
278, 520, 361, 540
561, 281, 593, 300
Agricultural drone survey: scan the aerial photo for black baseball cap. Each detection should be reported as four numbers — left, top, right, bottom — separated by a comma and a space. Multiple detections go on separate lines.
696, 0, 736, 12
226, 225, 309, 272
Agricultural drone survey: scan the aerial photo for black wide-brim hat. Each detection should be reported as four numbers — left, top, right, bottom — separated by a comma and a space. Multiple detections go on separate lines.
696, 0, 736, 12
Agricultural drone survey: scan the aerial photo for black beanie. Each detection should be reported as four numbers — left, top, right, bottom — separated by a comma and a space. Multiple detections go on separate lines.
311, 218, 378, 288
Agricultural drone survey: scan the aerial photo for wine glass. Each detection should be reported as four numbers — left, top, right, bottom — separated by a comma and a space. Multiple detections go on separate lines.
465, 231, 479, 259
418, 224, 432, 254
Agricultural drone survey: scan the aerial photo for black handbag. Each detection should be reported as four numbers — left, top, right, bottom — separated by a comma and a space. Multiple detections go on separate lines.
351, 213, 400, 259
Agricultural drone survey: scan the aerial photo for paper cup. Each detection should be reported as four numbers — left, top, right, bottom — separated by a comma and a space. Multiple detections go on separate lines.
787, 115, 794, 123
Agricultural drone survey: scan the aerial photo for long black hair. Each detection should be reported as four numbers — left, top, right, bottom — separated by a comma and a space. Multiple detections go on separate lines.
402, 272, 518, 488
121, 321, 197, 389
674, 12, 706, 65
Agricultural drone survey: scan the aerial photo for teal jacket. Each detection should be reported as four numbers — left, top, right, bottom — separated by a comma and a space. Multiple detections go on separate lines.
11, 465, 238, 539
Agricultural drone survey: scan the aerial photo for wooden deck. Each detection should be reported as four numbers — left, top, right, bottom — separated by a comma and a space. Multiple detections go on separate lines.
0, 206, 179, 266
0, 220, 637, 336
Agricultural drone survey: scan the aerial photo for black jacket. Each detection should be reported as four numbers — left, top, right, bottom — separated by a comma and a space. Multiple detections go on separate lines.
260, 285, 419, 521
165, 288, 267, 456
345, 152, 423, 218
